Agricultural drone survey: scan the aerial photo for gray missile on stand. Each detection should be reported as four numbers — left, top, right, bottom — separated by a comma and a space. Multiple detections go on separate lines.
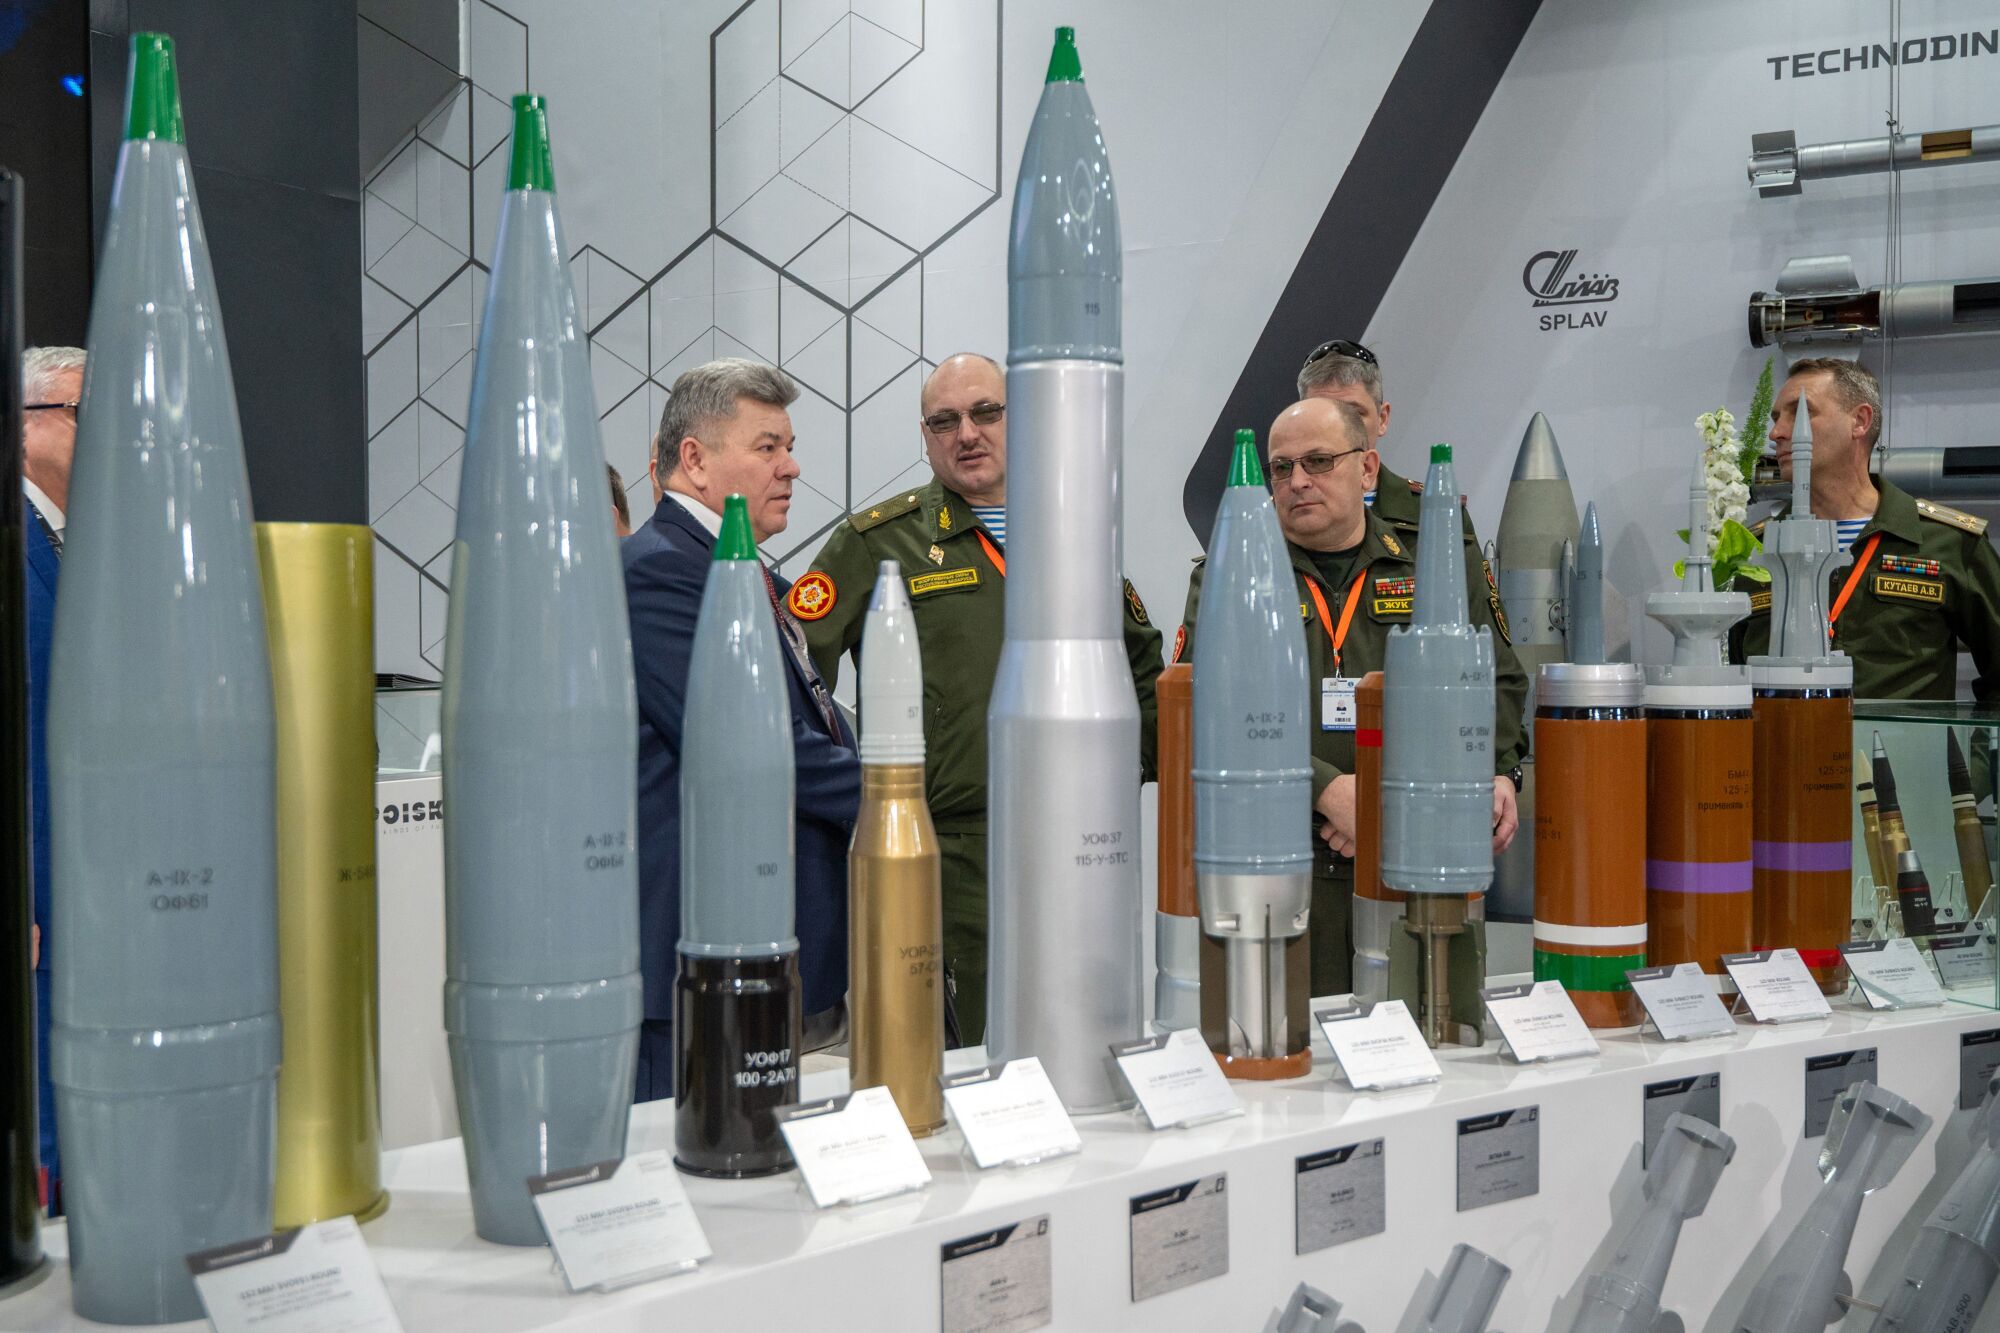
1646, 454, 1751, 666
987, 25, 1145, 1113
48, 36, 280, 1322
1870, 1073, 2000, 1332
1410, 1244, 1511, 1333
1733, 1082, 1931, 1333
441, 96, 642, 1243
1565, 1113, 1736, 1333
1488, 412, 1579, 923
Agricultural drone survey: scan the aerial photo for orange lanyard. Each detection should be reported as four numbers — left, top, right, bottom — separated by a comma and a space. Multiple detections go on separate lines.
1304, 568, 1368, 674
975, 528, 1006, 577
1829, 532, 1880, 630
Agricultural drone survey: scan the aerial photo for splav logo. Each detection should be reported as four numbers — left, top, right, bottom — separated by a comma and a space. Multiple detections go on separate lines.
1523, 249, 1619, 330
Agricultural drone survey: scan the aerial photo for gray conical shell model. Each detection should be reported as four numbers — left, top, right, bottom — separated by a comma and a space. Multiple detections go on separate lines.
987, 27, 1144, 1112
48, 35, 279, 1323
1869, 1074, 2000, 1332
441, 96, 641, 1246
1755, 392, 1851, 662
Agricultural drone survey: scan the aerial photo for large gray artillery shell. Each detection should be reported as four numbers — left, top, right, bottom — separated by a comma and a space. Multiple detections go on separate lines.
442, 97, 640, 1247
987, 26, 1143, 1112
1568, 1113, 1735, 1333
47, 35, 279, 1324
1495, 412, 1578, 668
1869, 1074, 2000, 1332
1381, 445, 1496, 897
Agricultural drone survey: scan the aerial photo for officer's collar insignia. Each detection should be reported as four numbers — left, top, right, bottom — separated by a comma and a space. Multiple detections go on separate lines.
928, 544, 945, 566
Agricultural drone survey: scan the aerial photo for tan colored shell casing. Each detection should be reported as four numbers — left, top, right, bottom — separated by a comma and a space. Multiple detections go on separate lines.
1156, 666, 1197, 920
257, 523, 387, 1228
1857, 788, 1889, 888
848, 763, 946, 1135
1954, 807, 1994, 917
1533, 710, 1647, 1027
1751, 692, 1852, 994
1355, 673, 1400, 908
1646, 713, 1753, 973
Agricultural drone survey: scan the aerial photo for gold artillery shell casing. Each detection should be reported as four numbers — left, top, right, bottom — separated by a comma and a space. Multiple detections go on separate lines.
848, 764, 945, 1135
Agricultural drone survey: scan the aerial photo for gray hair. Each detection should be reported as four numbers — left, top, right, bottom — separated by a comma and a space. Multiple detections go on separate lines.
1296, 347, 1383, 406
1324, 398, 1370, 453
24, 346, 86, 402
1787, 356, 1883, 449
653, 357, 800, 481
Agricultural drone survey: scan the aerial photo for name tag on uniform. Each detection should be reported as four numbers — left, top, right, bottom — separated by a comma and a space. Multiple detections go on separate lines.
1322, 677, 1356, 731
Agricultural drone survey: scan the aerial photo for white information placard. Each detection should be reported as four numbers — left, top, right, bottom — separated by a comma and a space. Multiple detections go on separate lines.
1840, 938, 1947, 1010
188, 1217, 403, 1333
1480, 980, 1599, 1064
1110, 1028, 1243, 1130
941, 1058, 1083, 1170
1722, 949, 1834, 1024
1932, 930, 1997, 989
1315, 1001, 1442, 1089
1626, 963, 1738, 1041
527, 1151, 712, 1293
775, 1086, 932, 1208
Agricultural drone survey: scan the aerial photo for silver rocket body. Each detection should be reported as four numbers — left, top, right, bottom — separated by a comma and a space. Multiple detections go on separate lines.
442, 182, 641, 1246
1411, 1244, 1511, 1333
1193, 464, 1312, 1060
1568, 1113, 1735, 1333
1756, 393, 1850, 662
1735, 1082, 1931, 1333
987, 41, 1143, 1113
49, 129, 279, 1325
1870, 1076, 2000, 1332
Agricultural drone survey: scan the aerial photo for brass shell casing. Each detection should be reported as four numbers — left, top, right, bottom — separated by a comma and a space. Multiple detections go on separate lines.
1858, 795, 1889, 888
1955, 805, 1994, 917
848, 763, 945, 1135
256, 524, 387, 1226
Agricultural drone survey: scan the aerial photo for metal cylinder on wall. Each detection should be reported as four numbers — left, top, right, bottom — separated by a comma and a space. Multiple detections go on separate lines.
256, 523, 385, 1227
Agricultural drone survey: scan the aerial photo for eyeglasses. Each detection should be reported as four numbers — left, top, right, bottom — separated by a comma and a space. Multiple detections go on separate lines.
25, 400, 79, 414
1302, 338, 1377, 369
1268, 447, 1366, 481
922, 401, 1005, 435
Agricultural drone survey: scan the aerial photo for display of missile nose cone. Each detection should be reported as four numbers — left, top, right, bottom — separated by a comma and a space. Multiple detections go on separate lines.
1869, 1074, 2000, 1333
987, 25, 1144, 1112
676, 495, 801, 1175
1734, 1081, 1931, 1333
1490, 412, 1580, 924
1535, 504, 1647, 1027
1192, 431, 1313, 1076
1749, 394, 1854, 993
0, 165, 43, 1296
1383, 445, 1495, 1048
1411, 1243, 1511, 1333
258, 524, 386, 1228
1154, 665, 1201, 1032
1352, 672, 1399, 1005
848, 562, 945, 1136
1948, 730, 1995, 916
1646, 453, 1754, 975
441, 95, 642, 1243
46, 35, 279, 1322
1870, 733, 1937, 938
1565, 1112, 1736, 1333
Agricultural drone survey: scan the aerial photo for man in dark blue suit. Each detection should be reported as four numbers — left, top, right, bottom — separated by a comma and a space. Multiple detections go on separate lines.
622, 358, 859, 1102
21, 346, 82, 1207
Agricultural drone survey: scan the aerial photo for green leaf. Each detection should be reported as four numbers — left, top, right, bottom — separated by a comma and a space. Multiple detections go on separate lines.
1740, 356, 1775, 482
1673, 559, 1686, 579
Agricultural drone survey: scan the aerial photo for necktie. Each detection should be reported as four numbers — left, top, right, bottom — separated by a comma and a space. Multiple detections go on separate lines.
763, 565, 844, 739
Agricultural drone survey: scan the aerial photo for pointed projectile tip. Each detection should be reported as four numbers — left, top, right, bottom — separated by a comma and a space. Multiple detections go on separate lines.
125, 33, 185, 145
1228, 429, 1264, 487
1046, 26, 1083, 82
869, 558, 910, 611
1872, 729, 1885, 755
508, 94, 556, 193
1580, 501, 1602, 549
1947, 728, 1972, 795
1509, 411, 1569, 483
714, 494, 758, 561
1430, 442, 1452, 465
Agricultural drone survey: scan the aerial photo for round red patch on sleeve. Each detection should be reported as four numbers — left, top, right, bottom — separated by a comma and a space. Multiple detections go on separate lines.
787, 571, 837, 621
1172, 625, 1187, 664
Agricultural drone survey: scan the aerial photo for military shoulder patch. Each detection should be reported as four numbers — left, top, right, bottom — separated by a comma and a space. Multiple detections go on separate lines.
1916, 497, 1989, 536
1172, 624, 1187, 664
849, 490, 923, 532
908, 567, 980, 597
1406, 477, 1423, 493
1875, 574, 1945, 606
1379, 531, 1403, 557
786, 571, 837, 621
1748, 587, 1772, 613
1124, 579, 1150, 626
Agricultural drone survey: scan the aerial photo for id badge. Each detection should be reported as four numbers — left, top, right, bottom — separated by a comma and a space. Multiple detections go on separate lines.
1322, 677, 1357, 731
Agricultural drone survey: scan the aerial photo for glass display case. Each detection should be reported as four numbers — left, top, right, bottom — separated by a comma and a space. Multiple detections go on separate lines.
1851, 700, 1999, 1010
376, 683, 441, 777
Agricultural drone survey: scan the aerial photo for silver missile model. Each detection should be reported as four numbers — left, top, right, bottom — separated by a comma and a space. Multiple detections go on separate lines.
1749, 124, 2000, 197
442, 96, 642, 1243
1749, 253, 2000, 348
1410, 1244, 1512, 1333
1734, 1081, 1931, 1333
676, 495, 801, 1175
1870, 1073, 2000, 1332
1875, 445, 2000, 505
1565, 1113, 1736, 1333
1567, 502, 1607, 666
1758, 390, 1851, 661
1383, 445, 1495, 1047
1193, 430, 1312, 1068
49, 36, 280, 1322
987, 25, 1144, 1112
1265, 1282, 1364, 1333
1487, 412, 1578, 924
1646, 453, 1751, 667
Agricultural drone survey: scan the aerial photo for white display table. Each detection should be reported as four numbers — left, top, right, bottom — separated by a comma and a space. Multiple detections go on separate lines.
8, 999, 1999, 1331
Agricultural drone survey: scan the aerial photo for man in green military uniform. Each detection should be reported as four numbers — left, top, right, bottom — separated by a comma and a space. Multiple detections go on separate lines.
802, 352, 1165, 1042
1730, 358, 2000, 699
1176, 397, 1528, 998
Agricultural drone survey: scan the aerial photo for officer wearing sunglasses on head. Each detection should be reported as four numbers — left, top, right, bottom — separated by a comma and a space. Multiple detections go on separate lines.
801, 352, 1165, 1046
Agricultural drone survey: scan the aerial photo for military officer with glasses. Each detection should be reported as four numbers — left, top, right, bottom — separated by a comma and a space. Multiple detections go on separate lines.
803, 351, 1164, 1044
1176, 397, 1527, 998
